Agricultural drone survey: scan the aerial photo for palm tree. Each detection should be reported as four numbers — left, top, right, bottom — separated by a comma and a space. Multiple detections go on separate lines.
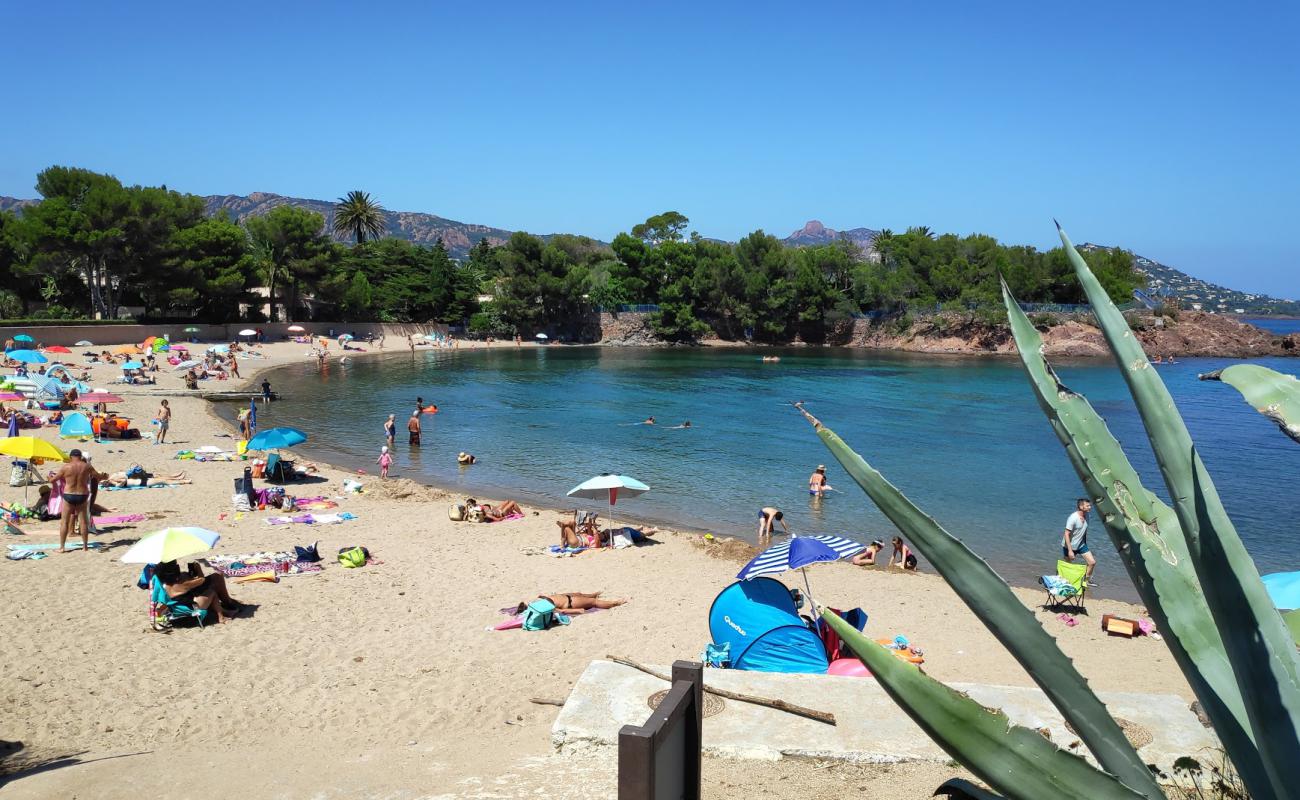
906, 225, 934, 239
333, 190, 387, 244
872, 228, 894, 266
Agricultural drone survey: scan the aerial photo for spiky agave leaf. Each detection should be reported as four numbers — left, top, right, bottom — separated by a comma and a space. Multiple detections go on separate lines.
1058, 223, 1300, 798
821, 611, 1147, 800
795, 404, 1165, 799
1001, 280, 1270, 796
1200, 364, 1300, 445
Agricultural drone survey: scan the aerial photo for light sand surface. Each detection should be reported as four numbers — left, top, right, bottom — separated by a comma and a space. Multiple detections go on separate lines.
0, 339, 1193, 798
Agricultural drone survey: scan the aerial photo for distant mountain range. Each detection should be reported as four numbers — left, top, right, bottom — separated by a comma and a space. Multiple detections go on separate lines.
203, 192, 518, 257
781, 219, 879, 254
2, 193, 1292, 312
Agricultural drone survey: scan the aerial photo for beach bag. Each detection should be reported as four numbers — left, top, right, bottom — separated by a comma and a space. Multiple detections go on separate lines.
466, 506, 486, 523
231, 493, 252, 513
9, 462, 29, 487
701, 641, 731, 668
337, 546, 369, 568
448, 503, 465, 521
522, 599, 570, 631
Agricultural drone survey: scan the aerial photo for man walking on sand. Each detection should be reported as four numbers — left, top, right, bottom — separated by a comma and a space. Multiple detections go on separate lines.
1063, 498, 1097, 586
407, 410, 421, 446
54, 450, 101, 552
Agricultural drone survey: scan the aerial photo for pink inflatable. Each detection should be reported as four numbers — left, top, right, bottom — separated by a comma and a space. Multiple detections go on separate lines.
827, 658, 873, 678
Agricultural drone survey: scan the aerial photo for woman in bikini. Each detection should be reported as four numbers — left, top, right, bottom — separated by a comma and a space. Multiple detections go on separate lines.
518, 592, 627, 615
469, 498, 523, 521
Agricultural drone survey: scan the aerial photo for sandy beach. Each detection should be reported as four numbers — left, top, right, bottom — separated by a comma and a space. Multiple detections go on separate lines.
1, 339, 1196, 799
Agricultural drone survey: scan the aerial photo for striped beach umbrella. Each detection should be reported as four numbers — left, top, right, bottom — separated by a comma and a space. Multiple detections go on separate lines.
737, 534, 864, 610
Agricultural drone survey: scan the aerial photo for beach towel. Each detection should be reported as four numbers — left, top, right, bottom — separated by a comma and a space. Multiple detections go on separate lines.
217, 561, 322, 578
546, 545, 588, 557
93, 513, 147, 526
105, 483, 181, 491
1040, 574, 1078, 597
265, 512, 356, 525
294, 499, 338, 511
489, 512, 525, 523
7, 542, 103, 551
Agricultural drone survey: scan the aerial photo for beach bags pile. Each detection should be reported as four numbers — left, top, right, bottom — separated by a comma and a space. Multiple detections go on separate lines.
522, 598, 570, 631
337, 546, 370, 568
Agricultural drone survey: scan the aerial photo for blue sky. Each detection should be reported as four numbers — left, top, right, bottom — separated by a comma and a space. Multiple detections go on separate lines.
3, 1, 1297, 297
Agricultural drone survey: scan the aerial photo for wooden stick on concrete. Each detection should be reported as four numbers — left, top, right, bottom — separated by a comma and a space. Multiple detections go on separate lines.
606, 655, 837, 726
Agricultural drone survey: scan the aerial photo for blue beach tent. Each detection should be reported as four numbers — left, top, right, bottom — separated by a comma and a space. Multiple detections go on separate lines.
708, 577, 829, 674
59, 412, 94, 440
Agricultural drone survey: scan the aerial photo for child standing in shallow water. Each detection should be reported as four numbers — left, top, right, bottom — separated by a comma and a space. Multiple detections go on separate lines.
376, 446, 393, 479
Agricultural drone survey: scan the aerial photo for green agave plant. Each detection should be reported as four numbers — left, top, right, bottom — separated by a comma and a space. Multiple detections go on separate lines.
1200, 364, 1300, 445
803, 225, 1300, 800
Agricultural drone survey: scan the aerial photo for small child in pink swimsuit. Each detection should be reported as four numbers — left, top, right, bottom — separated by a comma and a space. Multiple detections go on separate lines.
376, 446, 393, 479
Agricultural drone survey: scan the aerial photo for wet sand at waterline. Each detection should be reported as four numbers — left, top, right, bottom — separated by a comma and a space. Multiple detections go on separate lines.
2, 339, 1194, 799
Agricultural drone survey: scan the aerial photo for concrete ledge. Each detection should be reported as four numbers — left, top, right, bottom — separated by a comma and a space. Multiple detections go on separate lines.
553, 660, 1218, 773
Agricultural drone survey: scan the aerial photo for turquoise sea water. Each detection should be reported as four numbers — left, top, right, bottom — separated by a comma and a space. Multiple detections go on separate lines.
256, 347, 1300, 600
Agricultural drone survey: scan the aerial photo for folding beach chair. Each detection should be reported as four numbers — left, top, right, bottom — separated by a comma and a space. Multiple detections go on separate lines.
148, 575, 209, 631
1039, 559, 1088, 612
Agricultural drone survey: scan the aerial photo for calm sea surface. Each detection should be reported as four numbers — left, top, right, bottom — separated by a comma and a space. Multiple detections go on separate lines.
1241, 317, 1300, 335
255, 346, 1300, 600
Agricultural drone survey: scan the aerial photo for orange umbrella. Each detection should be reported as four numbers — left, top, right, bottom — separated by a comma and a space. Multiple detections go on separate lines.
114, 345, 138, 355
142, 336, 158, 347
44, 345, 71, 354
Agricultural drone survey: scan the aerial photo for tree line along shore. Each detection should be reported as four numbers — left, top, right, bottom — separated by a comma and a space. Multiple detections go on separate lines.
9, 165, 1281, 356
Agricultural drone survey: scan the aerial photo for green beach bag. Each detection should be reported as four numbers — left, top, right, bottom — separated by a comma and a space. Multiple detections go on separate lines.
337, 546, 369, 568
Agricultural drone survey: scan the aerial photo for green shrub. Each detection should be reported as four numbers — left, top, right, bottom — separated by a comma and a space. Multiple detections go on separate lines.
0, 318, 137, 326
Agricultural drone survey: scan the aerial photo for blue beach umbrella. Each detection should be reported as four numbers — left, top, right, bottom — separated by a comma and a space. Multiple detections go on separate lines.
246, 426, 307, 452
13, 334, 34, 343
8, 349, 47, 364
1262, 572, 1300, 610
738, 534, 865, 609
121, 361, 143, 370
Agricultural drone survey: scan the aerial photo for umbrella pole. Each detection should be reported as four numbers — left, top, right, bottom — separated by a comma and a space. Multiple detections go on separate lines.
801, 567, 817, 617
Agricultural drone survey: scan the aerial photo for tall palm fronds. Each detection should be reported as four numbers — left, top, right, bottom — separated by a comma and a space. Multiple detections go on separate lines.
333, 190, 387, 244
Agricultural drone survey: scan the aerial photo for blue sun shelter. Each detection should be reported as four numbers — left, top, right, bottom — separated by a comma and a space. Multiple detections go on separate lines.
59, 412, 94, 440
708, 577, 829, 673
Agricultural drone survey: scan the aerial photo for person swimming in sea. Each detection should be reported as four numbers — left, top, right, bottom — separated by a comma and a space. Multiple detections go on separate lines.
642, 416, 655, 425
669, 421, 691, 429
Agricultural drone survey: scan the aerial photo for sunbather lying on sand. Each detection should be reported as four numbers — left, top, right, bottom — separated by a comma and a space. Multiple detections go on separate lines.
468, 498, 522, 521
516, 592, 626, 615
104, 469, 192, 487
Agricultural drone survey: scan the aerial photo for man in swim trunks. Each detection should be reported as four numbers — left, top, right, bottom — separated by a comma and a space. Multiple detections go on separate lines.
1062, 498, 1097, 586
407, 411, 421, 446
53, 449, 103, 553
808, 464, 833, 496
758, 507, 788, 543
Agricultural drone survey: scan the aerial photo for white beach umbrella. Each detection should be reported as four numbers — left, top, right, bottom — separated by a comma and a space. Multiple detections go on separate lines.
566, 474, 649, 547
120, 527, 220, 564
